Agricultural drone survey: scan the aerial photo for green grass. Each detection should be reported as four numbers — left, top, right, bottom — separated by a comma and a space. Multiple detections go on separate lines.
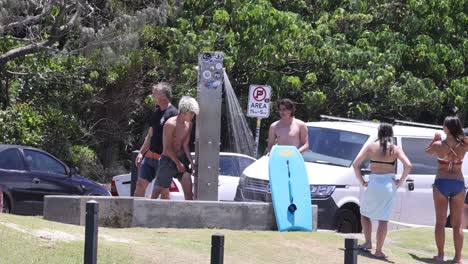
0, 214, 466, 263
0, 215, 134, 264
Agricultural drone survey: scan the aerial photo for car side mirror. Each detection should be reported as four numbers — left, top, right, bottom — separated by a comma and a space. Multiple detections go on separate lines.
69, 166, 80, 176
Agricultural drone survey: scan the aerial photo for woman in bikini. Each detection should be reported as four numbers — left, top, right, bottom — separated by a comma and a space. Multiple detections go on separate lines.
352, 123, 412, 259
426, 116, 466, 264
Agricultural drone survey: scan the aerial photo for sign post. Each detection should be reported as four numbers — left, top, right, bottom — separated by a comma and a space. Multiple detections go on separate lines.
254, 118, 261, 158
247, 85, 271, 158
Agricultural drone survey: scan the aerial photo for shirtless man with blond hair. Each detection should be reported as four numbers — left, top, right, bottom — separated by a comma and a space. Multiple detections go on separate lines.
151, 96, 199, 200
266, 98, 309, 154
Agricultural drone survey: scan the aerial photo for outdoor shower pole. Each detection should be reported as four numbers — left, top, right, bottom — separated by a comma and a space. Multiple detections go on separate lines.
195, 52, 223, 201
254, 118, 261, 158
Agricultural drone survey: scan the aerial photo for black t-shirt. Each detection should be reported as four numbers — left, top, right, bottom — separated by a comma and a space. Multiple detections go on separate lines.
149, 105, 178, 154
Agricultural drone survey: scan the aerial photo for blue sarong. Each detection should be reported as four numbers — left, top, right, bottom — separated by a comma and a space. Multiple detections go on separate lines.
360, 173, 397, 221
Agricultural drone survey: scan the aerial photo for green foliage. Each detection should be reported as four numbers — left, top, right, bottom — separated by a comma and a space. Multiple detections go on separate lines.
2, 0, 468, 179
445, 77, 468, 120
304, 90, 327, 109
70, 145, 105, 182
41, 107, 85, 163
0, 103, 44, 146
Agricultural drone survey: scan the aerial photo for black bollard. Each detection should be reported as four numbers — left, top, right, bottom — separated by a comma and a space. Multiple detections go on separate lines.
84, 200, 99, 264
130, 150, 139, 196
344, 238, 358, 264
211, 233, 224, 264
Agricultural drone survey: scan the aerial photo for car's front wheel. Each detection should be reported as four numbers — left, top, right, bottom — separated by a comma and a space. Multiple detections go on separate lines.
335, 208, 360, 233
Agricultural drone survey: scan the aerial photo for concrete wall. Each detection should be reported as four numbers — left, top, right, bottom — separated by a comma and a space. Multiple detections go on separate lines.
132, 200, 279, 230
43, 196, 82, 225
44, 196, 318, 231
44, 196, 142, 227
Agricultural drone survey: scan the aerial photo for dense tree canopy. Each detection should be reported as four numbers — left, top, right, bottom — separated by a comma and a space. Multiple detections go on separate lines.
1, 0, 467, 181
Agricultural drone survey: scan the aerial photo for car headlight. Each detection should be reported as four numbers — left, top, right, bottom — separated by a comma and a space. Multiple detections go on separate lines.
310, 185, 336, 198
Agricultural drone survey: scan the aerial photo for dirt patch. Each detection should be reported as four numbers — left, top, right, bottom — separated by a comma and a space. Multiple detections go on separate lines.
0, 221, 136, 243
0, 222, 80, 241
100, 233, 137, 243
34, 229, 80, 241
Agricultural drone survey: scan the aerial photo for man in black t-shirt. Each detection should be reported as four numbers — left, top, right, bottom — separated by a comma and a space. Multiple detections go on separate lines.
134, 82, 178, 198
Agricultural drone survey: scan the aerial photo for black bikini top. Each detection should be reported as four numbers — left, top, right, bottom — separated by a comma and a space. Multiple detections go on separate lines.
370, 159, 396, 166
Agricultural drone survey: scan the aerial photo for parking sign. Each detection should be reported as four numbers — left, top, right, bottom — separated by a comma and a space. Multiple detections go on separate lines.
247, 85, 271, 118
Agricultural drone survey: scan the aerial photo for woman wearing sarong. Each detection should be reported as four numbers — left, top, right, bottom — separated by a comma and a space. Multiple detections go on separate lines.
426, 116, 467, 264
352, 123, 412, 259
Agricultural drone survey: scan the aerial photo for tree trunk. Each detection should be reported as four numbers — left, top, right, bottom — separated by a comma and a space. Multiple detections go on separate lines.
0, 71, 9, 110
5, 75, 9, 109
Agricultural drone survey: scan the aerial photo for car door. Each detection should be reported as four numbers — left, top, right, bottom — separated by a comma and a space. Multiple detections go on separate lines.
218, 155, 256, 201
398, 137, 438, 226
390, 137, 404, 226
218, 155, 241, 201
23, 149, 84, 214
0, 148, 33, 214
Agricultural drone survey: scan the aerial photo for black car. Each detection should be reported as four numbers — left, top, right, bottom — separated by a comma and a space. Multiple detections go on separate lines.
0, 144, 110, 215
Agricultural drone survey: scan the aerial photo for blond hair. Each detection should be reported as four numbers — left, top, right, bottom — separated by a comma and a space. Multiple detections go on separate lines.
178, 96, 199, 115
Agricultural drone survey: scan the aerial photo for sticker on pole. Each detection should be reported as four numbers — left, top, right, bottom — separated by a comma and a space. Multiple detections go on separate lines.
247, 85, 271, 118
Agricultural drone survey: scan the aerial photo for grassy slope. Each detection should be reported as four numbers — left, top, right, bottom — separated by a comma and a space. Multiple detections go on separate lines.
0, 214, 466, 264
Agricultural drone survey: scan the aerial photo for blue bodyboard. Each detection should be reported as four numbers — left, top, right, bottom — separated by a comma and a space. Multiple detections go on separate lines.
269, 145, 312, 231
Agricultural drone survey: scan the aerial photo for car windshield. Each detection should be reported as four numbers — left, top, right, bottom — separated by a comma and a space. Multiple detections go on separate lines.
303, 126, 369, 167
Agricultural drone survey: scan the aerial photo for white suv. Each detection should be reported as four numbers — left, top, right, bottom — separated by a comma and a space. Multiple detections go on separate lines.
235, 116, 468, 232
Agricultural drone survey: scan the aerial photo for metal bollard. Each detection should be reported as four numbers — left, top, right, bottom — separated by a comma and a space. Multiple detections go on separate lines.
344, 238, 358, 264
130, 150, 139, 196
211, 233, 224, 264
84, 200, 99, 264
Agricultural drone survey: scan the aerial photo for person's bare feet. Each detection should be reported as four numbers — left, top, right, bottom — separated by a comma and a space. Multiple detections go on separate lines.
433, 255, 444, 263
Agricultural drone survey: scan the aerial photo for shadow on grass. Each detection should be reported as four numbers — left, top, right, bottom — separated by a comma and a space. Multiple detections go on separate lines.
338, 248, 395, 263
408, 253, 454, 263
